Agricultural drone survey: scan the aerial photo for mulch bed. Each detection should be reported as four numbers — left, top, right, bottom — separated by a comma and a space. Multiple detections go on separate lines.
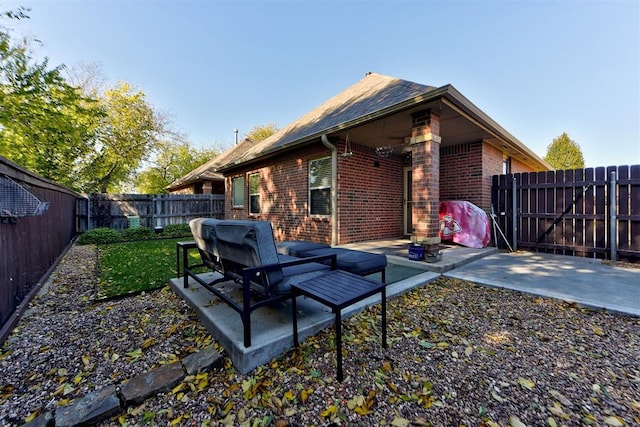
1, 244, 638, 426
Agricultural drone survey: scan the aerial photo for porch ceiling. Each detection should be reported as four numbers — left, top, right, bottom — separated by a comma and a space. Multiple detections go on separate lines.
331, 101, 540, 167
331, 102, 492, 152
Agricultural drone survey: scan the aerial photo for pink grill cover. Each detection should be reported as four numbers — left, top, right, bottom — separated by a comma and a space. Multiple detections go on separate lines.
439, 201, 491, 248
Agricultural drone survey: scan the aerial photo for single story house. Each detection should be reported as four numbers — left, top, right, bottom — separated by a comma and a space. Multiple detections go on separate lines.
181, 72, 550, 246
165, 158, 225, 194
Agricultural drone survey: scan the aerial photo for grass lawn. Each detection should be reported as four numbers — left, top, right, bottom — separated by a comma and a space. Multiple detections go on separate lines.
97, 238, 203, 298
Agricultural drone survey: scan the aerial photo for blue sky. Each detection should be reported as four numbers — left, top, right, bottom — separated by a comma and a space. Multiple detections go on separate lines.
4, 0, 639, 167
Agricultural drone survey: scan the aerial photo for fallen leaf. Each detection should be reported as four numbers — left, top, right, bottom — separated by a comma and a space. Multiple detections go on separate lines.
509, 415, 527, 427
391, 417, 410, 427
547, 402, 570, 420
518, 377, 535, 390
320, 405, 337, 418
492, 391, 506, 403
549, 389, 573, 407
300, 388, 312, 403
604, 416, 625, 426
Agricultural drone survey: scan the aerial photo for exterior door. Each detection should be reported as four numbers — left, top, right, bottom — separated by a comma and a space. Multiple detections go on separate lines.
403, 167, 412, 235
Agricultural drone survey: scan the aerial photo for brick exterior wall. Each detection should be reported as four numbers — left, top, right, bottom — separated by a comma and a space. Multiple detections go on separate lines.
440, 141, 484, 208
336, 143, 404, 244
223, 140, 405, 244
441, 141, 538, 213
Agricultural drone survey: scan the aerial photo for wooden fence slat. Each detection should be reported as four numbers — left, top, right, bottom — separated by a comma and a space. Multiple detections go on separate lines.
562, 169, 574, 255
617, 166, 629, 251
595, 167, 606, 253
574, 168, 586, 256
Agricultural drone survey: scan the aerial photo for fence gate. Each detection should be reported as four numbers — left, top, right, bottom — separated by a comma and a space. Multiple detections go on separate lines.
491, 165, 640, 262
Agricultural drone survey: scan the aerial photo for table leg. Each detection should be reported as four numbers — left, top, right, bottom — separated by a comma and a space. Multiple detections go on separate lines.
335, 310, 343, 382
176, 244, 181, 278
182, 245, 190, 288
292, 292, 299, 347
382, 287, 387, 348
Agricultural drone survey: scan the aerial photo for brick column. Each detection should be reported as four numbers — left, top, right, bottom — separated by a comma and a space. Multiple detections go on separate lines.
202, 181, 212, 194
411, 109, 441, 245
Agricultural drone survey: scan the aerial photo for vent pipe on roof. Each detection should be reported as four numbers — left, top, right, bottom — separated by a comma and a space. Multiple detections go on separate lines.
321, 134, 338, 246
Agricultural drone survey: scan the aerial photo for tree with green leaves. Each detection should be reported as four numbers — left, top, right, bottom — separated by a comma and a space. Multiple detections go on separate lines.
543, 132, 585, 170
1, 8, 102, 188
244, 122, 278, 142
77, 82, 167, 193
134, 140, 218, 194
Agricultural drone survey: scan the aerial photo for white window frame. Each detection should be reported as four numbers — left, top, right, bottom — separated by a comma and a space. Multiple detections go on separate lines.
249, 173, 260, 215
309, 156, 332, 216
503, 156, 512, 175
232, 176, 245, 208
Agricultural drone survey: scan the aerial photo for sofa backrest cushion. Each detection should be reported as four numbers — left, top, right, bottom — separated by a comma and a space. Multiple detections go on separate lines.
189, 218, 221, 269
213, 220, 283, 290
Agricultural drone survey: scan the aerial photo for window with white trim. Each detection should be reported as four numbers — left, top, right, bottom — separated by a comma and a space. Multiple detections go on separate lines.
249, 173, 260, 215
502, 156, 512, 174
309, 157, 332, 216
232, 176, 244, 208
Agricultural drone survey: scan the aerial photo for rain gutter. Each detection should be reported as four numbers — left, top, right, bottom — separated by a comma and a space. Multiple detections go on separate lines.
321, 134, 338, 246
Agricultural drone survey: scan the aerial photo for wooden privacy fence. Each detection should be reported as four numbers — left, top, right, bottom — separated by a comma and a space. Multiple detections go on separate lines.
491, 165, 640, 261
1, 156, 79, 335
77, 193, 225, 231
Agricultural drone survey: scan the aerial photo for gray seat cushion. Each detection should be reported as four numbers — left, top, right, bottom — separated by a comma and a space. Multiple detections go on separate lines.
303, 247, 387, 276
276, 240, 331, 257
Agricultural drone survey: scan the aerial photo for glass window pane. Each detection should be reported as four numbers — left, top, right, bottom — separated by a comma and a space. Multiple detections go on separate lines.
310, 188, 331, 216
250, 195, 260, 214
232, 176, 244, 207
310, 157, 331, 188
249, 174, 260, 194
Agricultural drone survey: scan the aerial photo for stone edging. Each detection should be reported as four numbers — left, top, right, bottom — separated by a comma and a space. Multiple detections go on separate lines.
23, 347, 223, 427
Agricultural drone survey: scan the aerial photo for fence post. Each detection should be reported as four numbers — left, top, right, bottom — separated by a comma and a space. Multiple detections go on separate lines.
87, 194, 92, 231
512, 177, 518, 251
609, 170, 617, 261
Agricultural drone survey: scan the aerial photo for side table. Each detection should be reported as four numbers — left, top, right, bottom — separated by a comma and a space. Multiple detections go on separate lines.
176, 240, 198, 288
292, 270, 387, 381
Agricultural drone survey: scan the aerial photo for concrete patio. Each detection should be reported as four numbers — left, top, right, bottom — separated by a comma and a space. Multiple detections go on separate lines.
169, 240, 495, 374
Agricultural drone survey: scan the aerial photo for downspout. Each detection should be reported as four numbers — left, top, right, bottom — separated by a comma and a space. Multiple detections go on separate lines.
321, 134, 338, 246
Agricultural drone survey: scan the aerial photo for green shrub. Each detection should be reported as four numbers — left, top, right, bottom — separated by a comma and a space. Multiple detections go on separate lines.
78, 228, 123, 245
161, 223, 192, 237
121, 227, 156, 241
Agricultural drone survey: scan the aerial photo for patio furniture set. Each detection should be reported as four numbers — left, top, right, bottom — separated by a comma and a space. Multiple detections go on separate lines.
179, 218, 388, 380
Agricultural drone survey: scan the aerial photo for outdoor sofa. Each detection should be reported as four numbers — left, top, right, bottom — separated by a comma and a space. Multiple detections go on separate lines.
185, 218, 387, 348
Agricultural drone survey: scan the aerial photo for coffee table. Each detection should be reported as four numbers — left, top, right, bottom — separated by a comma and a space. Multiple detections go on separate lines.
291, 270, 387, 381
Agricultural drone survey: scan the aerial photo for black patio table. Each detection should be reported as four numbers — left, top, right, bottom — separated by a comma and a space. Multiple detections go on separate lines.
291, 269, 387, 381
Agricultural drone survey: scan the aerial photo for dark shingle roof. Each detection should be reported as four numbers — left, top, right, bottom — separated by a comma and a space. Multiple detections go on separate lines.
166, 139, 254, 189
220, 73, 436, 170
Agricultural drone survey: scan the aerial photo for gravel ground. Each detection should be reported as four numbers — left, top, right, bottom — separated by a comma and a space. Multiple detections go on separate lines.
1, 244, 639, 426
